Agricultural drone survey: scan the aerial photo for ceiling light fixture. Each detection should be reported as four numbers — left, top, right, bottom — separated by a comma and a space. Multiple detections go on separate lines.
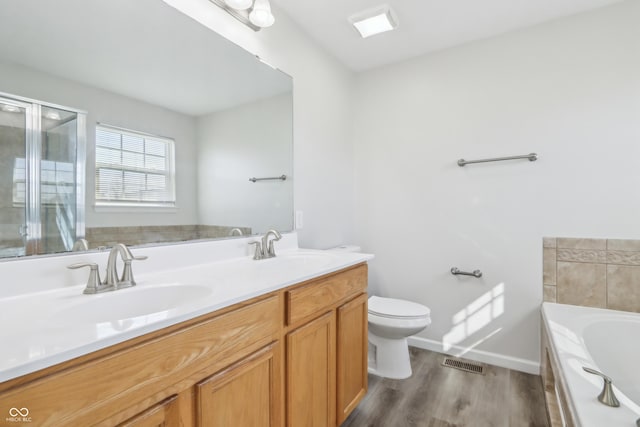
1, 104, 21, 113
349, 5, 398, 39
44, 110, 61, 121
249, 0, 275, 28
224, 0, 252, 10
210, 0, 275, 31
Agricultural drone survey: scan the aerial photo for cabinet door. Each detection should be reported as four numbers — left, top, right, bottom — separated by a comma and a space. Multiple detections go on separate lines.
196, 342, 281, 427
336, 294, 368, 424
118, 395, 179, 427
286, 311, 336, 427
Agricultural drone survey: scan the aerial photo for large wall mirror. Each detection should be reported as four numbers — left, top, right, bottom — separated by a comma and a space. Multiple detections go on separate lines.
0, 0, 293, 259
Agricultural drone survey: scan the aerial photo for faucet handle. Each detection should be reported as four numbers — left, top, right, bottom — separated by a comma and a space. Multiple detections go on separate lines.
68, 262, 113, 294
118, 251, 147, 288
583, 366, 620, 407
249, 241, 263, 260
118, 244, 148, 261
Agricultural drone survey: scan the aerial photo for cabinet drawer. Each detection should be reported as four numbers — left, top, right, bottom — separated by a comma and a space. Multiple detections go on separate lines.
286, 264, 367, 325
2, 295, 280, 427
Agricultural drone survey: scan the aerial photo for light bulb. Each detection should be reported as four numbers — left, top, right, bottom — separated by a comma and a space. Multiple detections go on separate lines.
224, 0, 252, 11
1, 104, 20, 113
249, 0, 275, 28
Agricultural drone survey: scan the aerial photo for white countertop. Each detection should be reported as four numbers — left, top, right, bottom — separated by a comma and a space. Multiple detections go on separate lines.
0, 235, 373, 383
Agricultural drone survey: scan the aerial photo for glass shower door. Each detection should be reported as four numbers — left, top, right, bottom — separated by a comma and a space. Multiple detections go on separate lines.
0, 94, 85, 258
0, 97, 29, 257
40, 106, 79, 253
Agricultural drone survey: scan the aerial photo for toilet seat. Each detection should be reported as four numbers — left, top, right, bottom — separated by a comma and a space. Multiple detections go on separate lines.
368, 296, 430, 320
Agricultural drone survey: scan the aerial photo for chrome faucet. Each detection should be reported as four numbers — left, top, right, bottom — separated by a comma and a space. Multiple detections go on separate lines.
68, 243, 147, 294
262, 229, 282, 258
229, 227, 244, 236
71, 238, 89, 252
583, 367, 620, 407
105, 243, 148, 288
249, 229, 282, 260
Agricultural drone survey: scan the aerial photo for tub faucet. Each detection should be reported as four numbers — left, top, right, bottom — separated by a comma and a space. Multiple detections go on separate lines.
583, 367, 620, 407
229, 228, 244, 236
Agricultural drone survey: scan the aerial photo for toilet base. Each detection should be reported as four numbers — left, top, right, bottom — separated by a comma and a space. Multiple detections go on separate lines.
368, 332, 412, 379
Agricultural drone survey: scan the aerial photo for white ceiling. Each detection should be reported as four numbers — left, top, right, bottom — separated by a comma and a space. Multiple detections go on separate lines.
0, 0, 291, 116
272, 0, 626, 71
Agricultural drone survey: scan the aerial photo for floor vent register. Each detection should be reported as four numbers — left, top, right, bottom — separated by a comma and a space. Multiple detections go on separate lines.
442, 357, 485, 375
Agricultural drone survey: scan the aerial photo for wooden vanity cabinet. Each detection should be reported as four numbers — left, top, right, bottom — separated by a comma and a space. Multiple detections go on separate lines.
196, 342, 282, 427
0, 294, 281, 427
0, 263, 368, 427
285, 264, 368, 427
118, 395, 181, 427
286, 311, 337, 427
336, 293, 368, 425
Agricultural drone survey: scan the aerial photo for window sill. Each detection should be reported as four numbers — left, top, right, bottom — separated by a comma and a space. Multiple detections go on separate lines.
94, 203, 179, 214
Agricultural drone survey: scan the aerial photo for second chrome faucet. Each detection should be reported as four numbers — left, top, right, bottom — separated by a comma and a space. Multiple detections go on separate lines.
68, 243, 148, 294
250, 229, 282, 260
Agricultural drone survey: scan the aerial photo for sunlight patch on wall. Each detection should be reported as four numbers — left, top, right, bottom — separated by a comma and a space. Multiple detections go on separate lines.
443, 283, 505, 352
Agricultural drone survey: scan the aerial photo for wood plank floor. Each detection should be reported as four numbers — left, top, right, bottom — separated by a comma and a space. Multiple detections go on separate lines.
342, 347, 548, 427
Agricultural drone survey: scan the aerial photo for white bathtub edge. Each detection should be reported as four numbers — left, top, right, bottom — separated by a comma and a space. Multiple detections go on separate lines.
541, 302, 640, 427
407, 336, 540, 375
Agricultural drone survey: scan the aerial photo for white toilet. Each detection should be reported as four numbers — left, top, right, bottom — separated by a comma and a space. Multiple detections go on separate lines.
367, 296, 431, 379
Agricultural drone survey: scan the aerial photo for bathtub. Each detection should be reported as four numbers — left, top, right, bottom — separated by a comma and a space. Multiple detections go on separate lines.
541, 302, 640, 426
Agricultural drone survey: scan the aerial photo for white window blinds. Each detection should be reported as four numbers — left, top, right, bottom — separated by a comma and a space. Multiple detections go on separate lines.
95, 125, 175, 206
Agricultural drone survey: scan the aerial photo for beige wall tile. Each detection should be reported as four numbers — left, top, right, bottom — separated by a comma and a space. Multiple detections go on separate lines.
543, 285, 557, 303
557, 249, 606, 264
607, 251, 640, 266
607, 265, 640, 312
543, 248, 556, 286
557, 238, 606, 250
556, 262, 606, 308
607, 239, 640, 252
543, 237, 557, 248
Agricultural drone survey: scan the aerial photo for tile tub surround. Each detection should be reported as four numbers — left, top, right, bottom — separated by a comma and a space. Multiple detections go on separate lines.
85, 224, 252, 248
543, 237, 640, 311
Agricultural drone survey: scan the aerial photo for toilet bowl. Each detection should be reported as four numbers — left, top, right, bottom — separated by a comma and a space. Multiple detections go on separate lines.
368, 296, 431, 379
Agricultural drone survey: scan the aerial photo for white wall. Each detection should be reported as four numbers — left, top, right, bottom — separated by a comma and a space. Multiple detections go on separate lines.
353, 0, 640, 372
196, 93, 293, 233
0, 62, 199, 227
163, 0, 356, 249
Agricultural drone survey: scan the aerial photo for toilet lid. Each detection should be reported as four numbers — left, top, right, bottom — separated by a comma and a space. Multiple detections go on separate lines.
368, 296, 430, 319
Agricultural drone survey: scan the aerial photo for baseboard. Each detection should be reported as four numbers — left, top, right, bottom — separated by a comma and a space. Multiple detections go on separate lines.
407, 336, 540, 375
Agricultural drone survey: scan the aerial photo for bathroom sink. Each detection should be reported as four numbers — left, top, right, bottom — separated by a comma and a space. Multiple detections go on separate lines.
55, 284, 212, 323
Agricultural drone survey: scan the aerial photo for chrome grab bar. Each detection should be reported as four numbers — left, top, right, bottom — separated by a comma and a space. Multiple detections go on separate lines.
451, 267, 482, 278
249, 174, 287, 183
457, 153, 537, 167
